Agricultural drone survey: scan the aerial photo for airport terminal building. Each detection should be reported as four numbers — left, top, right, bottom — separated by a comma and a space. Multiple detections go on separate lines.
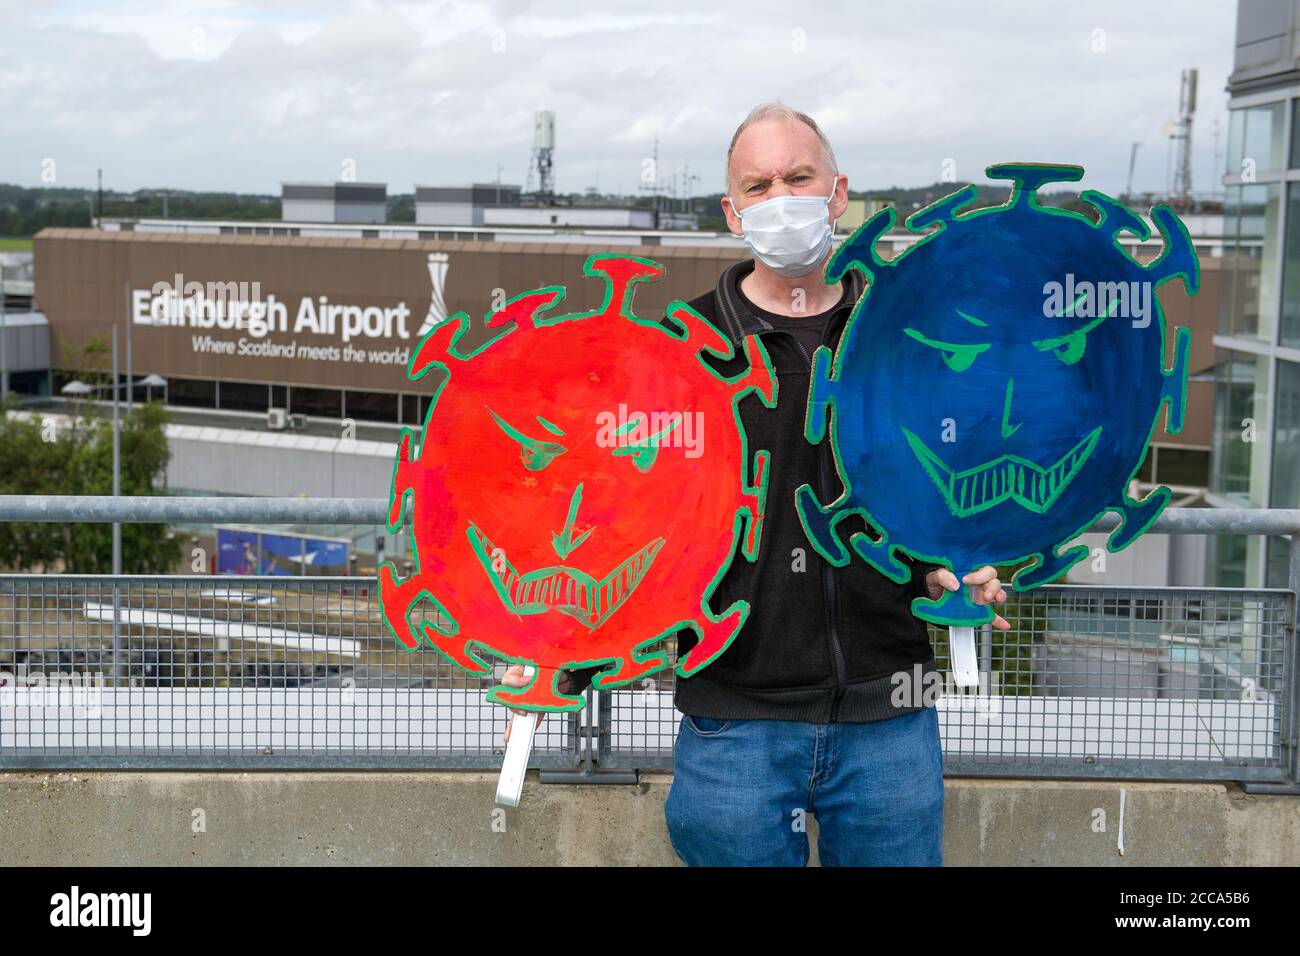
30, 224, 749, 432
3, 216, 1222, 577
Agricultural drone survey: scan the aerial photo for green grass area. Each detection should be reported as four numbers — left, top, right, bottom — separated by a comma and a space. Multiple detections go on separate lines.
0, 237, 34, 252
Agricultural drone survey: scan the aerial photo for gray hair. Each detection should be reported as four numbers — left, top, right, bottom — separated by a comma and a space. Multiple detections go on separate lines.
725, 101, 839, 196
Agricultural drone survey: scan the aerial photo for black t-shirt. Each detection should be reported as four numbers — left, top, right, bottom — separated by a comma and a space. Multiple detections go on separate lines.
567, 260, 939, 722
734, 273, 851, 361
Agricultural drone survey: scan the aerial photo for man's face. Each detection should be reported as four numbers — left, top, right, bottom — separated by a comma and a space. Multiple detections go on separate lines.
723, 117, 847, 237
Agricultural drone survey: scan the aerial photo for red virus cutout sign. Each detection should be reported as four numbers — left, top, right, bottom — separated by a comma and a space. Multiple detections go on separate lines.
378, 254, 776, 712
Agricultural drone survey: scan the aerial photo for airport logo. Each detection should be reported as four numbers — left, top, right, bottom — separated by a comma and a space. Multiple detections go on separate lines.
417, 252, 450, 338
49, 886, 151, 936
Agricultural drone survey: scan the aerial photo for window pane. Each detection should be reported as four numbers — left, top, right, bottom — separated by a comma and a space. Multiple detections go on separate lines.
1210, 349, 1269, 502
1282, 184, 1300, 347
289, 386, 342, 418
343, 389, 398, 423
167, 376, 215, 409
1228, 108, 1245, 175
215, 379, 266, 413
1243, 102, 1284, 173
1143, 446, 1210, 487
1219, 184, 1279, 340
1208, 533, 1248, 588
1265, 535, 1291, 589
1270, 359, 1300, 509
1292, 99, 1300, 168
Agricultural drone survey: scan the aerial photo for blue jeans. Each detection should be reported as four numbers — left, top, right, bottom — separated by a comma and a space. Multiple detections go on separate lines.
664, 706, 943, 866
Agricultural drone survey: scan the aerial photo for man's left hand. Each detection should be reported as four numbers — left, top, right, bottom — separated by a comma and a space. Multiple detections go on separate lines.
924, 566, 1010, 631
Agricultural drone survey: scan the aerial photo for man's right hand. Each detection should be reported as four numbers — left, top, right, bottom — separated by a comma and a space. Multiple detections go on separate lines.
500, 664, 577, 742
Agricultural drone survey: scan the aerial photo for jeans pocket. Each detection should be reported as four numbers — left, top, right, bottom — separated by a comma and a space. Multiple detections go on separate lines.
684, 714, 733, 736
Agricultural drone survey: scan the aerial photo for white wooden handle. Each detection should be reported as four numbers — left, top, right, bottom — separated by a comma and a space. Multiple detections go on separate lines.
495, 666, 537, 807
948, 626, 979, 689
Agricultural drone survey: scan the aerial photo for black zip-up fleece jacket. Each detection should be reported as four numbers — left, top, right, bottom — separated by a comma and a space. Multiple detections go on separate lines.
570, 258, 941, 723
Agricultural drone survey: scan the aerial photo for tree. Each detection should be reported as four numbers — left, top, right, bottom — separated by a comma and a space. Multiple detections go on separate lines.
0, 397, 181, 573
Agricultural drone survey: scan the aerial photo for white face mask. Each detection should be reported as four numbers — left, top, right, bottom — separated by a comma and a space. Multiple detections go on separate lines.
731, 183, 836, 278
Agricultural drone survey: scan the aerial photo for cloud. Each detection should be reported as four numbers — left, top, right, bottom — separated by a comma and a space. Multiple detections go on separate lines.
0, 0, 1235, 198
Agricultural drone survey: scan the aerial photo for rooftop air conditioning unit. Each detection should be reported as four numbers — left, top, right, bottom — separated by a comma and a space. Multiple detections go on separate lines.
267, 407, 288, 430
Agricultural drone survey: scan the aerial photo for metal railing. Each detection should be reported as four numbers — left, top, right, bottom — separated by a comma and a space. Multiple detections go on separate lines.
0, 497, 1296, 790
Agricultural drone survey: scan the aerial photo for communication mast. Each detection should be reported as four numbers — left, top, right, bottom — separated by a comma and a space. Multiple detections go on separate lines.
640, 136, 667, 223
527, 110, 556, 199
1169, 68, 1197, 206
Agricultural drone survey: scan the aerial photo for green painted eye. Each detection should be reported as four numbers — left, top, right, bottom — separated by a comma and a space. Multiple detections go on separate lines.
612, 443, 660, 472
611, 414, 682, 473
519, 443, 565, 471
903, 327, 990, 372
1032, 300, 1117, 365
1043, 332, 1088, 365
486, 406, 567, 471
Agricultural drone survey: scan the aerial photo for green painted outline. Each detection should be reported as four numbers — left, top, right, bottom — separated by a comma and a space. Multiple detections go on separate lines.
673, 507, 756, 678
485, 404, 568, 471
610, 412, 684, 472
464, 519, 664, 631
381, 252, 780, 709
589, 632, 672, 690
902, 425, 1102, 518
551, 483, 594, 559
1079, 188, 1152, 267
377, 565, 467, 658
902, 326, 990, 371
536, 253, 665, 329
1032, 297, 1119, 361
797, 162, 1198, 612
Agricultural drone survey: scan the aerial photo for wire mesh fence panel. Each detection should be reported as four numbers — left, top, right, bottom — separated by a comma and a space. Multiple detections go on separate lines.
599, 585, 1296, 783
929, 586, 1291, 780
0, 575, 585, 769
1, 576, 1294, 781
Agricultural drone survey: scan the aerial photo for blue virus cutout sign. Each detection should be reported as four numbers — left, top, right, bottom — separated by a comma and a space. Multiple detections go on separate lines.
796, 162, 1196, 627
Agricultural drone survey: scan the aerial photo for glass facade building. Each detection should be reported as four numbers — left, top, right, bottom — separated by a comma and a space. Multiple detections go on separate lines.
1212, 2, 1300, 587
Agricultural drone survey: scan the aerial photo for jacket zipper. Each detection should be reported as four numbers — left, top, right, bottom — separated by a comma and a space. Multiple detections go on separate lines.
790, 329, 848, 723
820, 435, 847, 722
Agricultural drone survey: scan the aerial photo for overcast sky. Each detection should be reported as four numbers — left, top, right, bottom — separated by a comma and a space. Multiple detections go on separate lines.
0, 0, 1237, 200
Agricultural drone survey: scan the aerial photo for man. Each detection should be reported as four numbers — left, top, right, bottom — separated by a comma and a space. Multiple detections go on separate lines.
506, 102, 1007, 866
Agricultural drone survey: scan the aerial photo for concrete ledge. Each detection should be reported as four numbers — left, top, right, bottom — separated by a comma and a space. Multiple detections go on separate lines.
1, 771, 1296, 866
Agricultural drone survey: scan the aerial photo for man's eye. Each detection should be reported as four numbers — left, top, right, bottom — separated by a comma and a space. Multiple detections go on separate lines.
903, 327, 989, 372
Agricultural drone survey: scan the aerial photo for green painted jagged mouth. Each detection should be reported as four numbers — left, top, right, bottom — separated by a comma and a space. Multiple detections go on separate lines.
467, 523, 664, 630
902, 426, 1102, 517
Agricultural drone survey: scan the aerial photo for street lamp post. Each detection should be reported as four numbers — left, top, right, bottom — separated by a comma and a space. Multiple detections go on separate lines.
112, 325, 121, 576
124, 280, 133, 413
1, 263, 8, 402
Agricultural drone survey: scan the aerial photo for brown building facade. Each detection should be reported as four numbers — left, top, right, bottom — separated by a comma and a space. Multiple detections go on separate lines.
33, 228, 749, 423
30, 227, 1220, 488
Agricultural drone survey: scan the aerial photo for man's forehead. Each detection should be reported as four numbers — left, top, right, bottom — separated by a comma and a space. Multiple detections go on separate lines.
734, 160, 820, 187
730, 119, 829, 181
